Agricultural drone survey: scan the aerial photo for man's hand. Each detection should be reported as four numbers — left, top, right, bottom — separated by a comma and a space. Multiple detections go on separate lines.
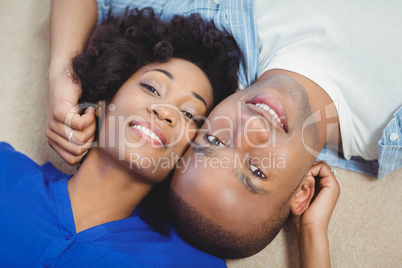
47, 67, 96, 165
292, 161, 340, 234
292, 161, 340, 268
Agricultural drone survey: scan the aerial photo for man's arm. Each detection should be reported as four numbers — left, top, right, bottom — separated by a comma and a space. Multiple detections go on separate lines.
47, 0, 98, 165
292, 161, 340, 268
297, 224, 330, 268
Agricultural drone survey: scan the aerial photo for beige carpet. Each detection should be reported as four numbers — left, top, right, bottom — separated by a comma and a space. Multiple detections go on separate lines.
1, 1, 401, 267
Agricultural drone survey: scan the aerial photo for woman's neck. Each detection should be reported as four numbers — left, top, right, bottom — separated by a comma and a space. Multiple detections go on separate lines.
68, 147, 153, 233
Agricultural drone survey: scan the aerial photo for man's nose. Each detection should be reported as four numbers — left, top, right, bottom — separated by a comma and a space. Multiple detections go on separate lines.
236, 114, 270, 148
149, 104, 178, 127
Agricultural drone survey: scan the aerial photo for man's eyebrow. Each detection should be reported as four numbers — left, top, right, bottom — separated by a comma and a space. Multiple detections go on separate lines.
191, 142, 216, 157
236, 171, 269, 195
192, 92, 207, 108
145, 69, 174, 80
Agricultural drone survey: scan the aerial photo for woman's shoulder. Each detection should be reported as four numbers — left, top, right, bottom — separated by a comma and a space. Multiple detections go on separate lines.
0, 142, 69, 186
0, 142, 40, 173
0, 141, 15, 153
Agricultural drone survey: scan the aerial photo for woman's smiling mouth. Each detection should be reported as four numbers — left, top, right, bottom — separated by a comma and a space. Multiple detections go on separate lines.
129, 121, 167, 147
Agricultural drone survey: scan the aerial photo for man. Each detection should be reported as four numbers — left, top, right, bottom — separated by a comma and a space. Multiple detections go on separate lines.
163, 0, 401, 258
47, 0, 400, 263
169, 73, 340, 258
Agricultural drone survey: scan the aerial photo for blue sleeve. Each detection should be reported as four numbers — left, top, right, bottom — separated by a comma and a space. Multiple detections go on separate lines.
0, 142, 41, 179
0, 142, 15, 177
96, 0, 169, 25
0, 142, 18, 168
0, 141, 15, 153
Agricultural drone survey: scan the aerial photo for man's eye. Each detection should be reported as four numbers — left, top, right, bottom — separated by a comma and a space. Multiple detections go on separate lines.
205, 134, 226, 148
249, 164, 266, 178
140, 83, 160, 96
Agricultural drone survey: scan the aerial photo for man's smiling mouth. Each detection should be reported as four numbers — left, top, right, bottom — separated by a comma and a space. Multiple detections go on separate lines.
254, 103, 283, 129
247, 93, 289, 133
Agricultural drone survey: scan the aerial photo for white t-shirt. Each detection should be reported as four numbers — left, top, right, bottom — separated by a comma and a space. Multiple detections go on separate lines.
255, 0, 402, 160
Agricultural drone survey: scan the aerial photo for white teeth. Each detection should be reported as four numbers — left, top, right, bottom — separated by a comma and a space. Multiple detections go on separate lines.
130, 125, 164, 146
254, 103, 283, 128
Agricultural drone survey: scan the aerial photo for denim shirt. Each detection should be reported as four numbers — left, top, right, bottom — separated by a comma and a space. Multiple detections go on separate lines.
96, 0, 402, 179
97, 0, 259, 90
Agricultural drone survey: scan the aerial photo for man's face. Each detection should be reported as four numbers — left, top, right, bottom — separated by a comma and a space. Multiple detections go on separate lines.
171, 74, 318, 235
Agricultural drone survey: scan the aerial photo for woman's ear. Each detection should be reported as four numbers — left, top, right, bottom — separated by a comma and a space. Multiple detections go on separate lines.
290, 173, 315, 216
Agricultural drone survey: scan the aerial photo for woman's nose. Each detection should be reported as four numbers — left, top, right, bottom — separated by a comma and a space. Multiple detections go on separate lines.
149, 105, 178, 127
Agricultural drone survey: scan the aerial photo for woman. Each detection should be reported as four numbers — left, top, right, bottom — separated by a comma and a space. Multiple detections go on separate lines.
0, 8, 239, 267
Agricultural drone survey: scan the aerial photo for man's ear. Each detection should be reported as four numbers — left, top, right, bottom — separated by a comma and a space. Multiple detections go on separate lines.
289, 174, 315, 216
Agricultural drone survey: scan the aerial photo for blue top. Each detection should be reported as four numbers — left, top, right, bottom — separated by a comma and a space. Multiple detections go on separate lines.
96, 0, 402, 179
0, 142, 226, 268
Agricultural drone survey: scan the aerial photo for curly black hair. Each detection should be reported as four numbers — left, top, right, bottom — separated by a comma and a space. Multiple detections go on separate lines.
72, 7, 240, 107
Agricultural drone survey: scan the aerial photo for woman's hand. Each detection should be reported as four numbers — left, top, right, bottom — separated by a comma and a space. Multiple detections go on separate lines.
292, 161, 340, 268
47, 0, 98, 165
47, 66, 96, 165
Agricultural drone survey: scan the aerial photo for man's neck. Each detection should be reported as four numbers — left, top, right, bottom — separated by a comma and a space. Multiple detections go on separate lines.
68, 148, 153, 233
258, 69, 342, 152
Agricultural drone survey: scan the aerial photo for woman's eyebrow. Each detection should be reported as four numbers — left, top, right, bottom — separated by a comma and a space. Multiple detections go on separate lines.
145, 69, 207, 108
145, 69, 174, 80
192, 92, 207, 108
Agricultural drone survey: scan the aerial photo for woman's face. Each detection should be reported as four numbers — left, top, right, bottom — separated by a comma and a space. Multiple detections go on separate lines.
99, 58, 213, 183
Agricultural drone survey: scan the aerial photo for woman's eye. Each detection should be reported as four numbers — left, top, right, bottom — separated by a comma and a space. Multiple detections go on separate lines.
183, 111, 203, 127
140, 83, 160, 96
183, 111, 194, 120
249, 164, 266, 178
205, 134, 226, 148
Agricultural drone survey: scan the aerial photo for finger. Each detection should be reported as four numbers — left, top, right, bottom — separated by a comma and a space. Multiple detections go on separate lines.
309, 161, 333, 179
54, 105, 95, 131
52, 102, 79, 127
47, 131, 92, 158
66, 119, 97, 146
68, 107, 96, 131
81, 119, 97, 143
313, 170, 340, 199
309, 162, 340, 202
48, 139, 89, 165
310, 180, 340, 215
47, 126, 94, 157
48, 113, 96, 146
313, 163, 340, 191
48, 120, 86, 147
